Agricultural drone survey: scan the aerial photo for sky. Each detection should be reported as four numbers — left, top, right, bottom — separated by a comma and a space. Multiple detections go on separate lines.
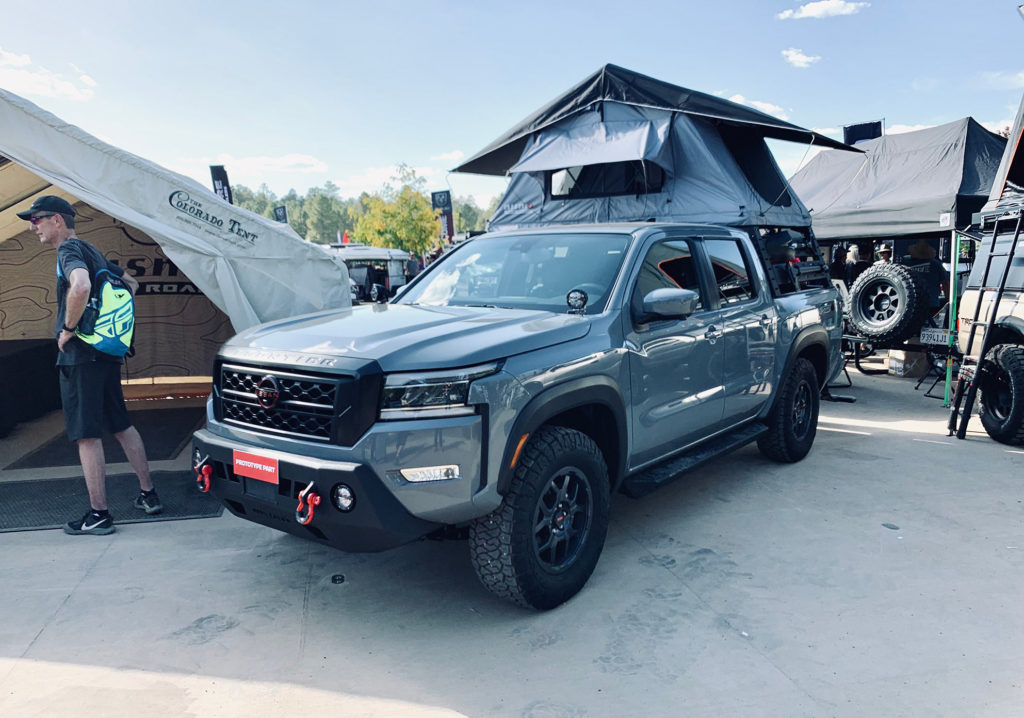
2, 0, 1024, 209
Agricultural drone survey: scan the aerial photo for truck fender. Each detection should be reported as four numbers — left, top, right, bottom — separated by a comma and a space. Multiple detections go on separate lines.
993, 315, 1024, 344
760, 326, 830, 419
496, 377, 628, 495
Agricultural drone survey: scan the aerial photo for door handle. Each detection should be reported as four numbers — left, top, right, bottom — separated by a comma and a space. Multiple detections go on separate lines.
759, 315, 773, 328
704, 325, 722, 342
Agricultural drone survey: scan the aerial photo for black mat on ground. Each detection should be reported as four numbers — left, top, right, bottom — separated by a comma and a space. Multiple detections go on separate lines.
6, 407, 205, 470
0, 470, 222, 532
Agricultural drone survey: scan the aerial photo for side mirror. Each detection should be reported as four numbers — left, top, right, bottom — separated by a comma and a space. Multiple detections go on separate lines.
369, 283, 389, 303
641, 288, 700, 320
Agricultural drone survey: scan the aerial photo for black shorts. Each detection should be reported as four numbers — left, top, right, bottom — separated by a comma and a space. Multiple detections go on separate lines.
58, 362, 132, 441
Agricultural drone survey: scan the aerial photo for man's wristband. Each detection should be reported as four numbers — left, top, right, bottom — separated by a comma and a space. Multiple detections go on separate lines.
62, 324, 77, 333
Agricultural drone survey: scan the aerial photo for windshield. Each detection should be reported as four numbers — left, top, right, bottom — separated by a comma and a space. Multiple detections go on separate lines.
397, 232, 631, 314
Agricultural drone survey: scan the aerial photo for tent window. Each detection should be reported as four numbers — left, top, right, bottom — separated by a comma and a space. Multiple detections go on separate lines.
718, 126, 793, 207
549, 161, 664, 200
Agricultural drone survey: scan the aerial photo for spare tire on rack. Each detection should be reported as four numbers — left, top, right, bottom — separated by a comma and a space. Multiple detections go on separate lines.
848, 263, 929, 345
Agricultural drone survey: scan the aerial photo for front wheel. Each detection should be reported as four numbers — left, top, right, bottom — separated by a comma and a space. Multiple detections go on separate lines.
978, 344, 1024, 446
469, 426, 610, 610
757, 358, 820, 462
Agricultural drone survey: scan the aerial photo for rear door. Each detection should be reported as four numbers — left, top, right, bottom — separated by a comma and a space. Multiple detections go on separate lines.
701, 237, 777, 422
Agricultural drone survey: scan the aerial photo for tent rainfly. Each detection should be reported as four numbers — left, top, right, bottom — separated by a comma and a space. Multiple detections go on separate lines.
788, 118, 1006, 240
0, 87, 351, 333
453, 63, 857, 231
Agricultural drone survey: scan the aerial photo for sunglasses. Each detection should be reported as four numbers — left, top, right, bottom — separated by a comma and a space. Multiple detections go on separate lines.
28, 213, 57, 225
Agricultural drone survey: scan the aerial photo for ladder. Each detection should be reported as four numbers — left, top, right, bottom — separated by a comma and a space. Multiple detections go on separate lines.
947, 210, 1023, 438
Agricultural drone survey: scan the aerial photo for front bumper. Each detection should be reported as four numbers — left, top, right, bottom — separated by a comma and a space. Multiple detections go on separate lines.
193, 429, 442, 552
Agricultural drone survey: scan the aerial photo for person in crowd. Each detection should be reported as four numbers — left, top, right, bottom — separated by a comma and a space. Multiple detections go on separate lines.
906, 237, 950, 313
875, 243, 893, 264
829, 244, 848, 284
846, 243, 871, 285
18, 195, 161, 535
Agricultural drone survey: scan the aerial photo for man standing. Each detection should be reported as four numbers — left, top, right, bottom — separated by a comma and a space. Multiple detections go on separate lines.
18, 196, 161, 535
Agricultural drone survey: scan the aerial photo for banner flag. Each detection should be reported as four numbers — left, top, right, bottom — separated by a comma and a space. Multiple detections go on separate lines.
273, 205, 288, 223
843, 121, 883, 145
210, 165, 233, 205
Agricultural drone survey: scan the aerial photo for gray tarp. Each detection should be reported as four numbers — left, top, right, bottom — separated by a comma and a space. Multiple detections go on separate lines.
789, 118, 1005, 240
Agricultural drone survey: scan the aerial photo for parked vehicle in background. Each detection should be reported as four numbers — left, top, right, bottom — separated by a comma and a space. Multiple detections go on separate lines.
192, 222, 843, 609
956, 212, 1024, 445
328, 243, 418, 302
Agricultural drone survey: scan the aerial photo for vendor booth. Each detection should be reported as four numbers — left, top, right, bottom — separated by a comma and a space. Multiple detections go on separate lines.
0, 89, 351, 435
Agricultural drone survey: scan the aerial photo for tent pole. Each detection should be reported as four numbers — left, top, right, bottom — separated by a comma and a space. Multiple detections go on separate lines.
944, 228, 960, 406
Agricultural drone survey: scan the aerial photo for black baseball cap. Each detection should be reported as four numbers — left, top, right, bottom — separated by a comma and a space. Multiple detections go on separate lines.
16, 195, 76, 219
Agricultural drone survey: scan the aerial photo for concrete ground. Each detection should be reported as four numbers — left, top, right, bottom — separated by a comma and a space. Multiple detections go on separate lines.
1, 361, 1022, 718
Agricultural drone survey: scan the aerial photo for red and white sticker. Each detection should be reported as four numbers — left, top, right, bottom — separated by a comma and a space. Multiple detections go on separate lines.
233, 450, 279, 484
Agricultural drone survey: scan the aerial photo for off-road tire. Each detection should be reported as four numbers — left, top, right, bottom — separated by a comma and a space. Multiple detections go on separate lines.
848, 263, 929, 345
757, 357, 820, 462
469, 426, 610, 610
978, 343, 1024, 446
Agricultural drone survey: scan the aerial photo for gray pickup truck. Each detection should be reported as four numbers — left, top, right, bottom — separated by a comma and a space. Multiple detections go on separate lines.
192, 222, 843, 609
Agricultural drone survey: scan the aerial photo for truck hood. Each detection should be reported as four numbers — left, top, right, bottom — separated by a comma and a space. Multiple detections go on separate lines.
224, 303, 592, 371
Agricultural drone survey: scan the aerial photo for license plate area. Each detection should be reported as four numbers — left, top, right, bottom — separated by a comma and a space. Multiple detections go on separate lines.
234, 450, 280, 501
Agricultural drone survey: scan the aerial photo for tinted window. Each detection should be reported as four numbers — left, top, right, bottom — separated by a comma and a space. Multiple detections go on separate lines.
704, 238, 756, 305
633, 239, 704, 311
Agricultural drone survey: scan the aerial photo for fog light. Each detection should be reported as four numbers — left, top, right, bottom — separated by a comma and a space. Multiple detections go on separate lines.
399, 465, 461, 483
331, 484, 356, 512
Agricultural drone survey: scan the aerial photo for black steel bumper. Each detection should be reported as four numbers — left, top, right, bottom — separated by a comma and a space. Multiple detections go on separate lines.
192, 430, 440, 553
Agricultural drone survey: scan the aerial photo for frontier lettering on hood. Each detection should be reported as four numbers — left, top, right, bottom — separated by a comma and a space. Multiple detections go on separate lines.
168, 190, 259, 243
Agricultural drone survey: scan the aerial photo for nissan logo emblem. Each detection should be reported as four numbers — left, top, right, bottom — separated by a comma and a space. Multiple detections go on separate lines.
256, 375, 281, 409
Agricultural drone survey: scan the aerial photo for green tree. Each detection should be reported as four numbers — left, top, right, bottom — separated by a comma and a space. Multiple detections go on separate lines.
305, 192, 346, 244
352, 167, 438, 254
453, 196, 484, 232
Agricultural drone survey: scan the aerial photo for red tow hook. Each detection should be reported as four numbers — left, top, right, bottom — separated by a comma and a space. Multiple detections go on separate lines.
193, 455, 212, 493
296, 482, 321, 526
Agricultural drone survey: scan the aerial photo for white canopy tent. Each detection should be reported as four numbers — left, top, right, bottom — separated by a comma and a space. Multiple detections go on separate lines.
0, 88, 351, 334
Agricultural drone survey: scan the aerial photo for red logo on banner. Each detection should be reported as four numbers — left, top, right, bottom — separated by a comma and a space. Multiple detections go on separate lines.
233, 450, 279, 484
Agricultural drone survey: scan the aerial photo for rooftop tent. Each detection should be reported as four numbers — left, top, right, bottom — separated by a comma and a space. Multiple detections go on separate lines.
788, 118, 1006, 240
0, 88, 350, 329
983, 89, 1024, 212
453, 63, 857, 231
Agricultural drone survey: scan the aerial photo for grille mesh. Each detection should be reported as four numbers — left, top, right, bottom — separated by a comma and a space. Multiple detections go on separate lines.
219, 364, 339, 441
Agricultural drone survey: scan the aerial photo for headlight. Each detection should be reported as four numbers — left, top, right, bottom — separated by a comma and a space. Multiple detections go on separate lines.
380, 362, 500, 419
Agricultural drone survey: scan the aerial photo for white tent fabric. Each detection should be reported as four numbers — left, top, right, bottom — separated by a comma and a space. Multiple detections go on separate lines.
0, 88, 351, 331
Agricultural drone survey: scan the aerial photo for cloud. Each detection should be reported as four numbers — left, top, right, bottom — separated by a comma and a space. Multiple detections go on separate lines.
0, 46, 95, 100
0, 48, 31, 67
430, 150, 464, 162
782, 48, 821, 68
886, 123, 932, 135
980, 70, 1024, 90
728, 94, 789, 120
777, 0, 869, 20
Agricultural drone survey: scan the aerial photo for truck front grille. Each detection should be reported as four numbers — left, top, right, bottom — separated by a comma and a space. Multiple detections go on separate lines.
219, 364, 341, 441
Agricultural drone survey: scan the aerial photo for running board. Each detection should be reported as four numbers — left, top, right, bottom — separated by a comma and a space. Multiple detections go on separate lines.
620, 423, 768, 499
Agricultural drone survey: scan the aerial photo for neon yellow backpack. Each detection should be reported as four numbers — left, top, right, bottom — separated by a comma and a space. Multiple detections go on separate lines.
75, 268, 135, 357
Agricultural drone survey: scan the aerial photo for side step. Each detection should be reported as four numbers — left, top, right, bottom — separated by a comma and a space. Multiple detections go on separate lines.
620, 423, 768, 499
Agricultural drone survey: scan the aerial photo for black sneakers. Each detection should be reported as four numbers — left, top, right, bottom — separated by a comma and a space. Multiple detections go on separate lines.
63, 510, 115, 535
133, 489, 163, 515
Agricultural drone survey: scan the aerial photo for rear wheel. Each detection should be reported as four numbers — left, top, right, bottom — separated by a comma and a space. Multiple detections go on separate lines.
758, 358, 820, 462
978, 344, 1024, 446
469, 426, 610, 610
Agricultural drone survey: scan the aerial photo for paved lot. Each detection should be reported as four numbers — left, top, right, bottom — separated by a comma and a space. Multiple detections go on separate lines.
1, 365, 1022, 718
